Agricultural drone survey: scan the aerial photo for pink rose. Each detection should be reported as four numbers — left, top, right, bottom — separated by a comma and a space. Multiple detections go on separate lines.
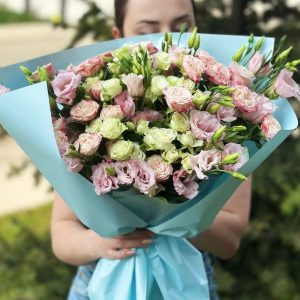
206, 63, 231, 85
70, 100, 99, 122
74, 56, 103, 78
217, 106, 237, 123
114, 90, 135, 118
131, 108, 163, 123
63, 157, 83, 173
0, 84, 10, 95
92, 162, 119, 195
191, 150, 221, 180
222, 143, 248, 172
230, 62, 256, 87
74, 133, 101, 156
100, 105, 124, 120
163, 86, 194, 113
114, 161, 137, 185
232, 85, 258, 112
173, 169, 199, 199
51, 71, 81, 105
196, 50, 217, 67
243, 94, 277, 124
122, 74, 145, 97
190, 110, 222, 141
168, 45, 186, 67
131, 159, 157, 195
274, 69, 300, 101
182, 55, 205, 82
261, 114, 281, 140
146, 155, 173, 182
248, 52, 264, 75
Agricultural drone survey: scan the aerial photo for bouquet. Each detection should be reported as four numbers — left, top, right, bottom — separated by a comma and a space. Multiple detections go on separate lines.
0, 31, 298, 300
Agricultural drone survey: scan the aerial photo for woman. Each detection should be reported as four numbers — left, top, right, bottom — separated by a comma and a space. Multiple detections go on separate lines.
52, 0, 252, 299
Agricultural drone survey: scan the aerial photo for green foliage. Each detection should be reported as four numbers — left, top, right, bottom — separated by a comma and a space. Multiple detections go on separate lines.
0, 6, 42, 23
0, 205, 75, 300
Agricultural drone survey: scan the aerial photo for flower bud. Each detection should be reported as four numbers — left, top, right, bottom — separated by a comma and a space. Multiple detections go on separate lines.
231, 172, 247, 180
188, 27, 198, 49
221, 153, 240, 165
275, 46, 293, 65
181, 156, 193, 173
254, 36, 265, 51
232, 45, 246, 62
194, 35, 201, 52
208, 103, 220, 114
211, 125, 227, 143
105, 166, 117, 177
231, 125, 247, 132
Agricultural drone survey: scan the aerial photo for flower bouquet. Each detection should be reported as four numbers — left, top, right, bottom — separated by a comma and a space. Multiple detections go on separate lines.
0, 31, 298, 300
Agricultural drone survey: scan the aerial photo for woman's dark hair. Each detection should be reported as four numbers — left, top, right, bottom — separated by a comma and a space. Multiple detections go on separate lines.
114, 0, 196, 33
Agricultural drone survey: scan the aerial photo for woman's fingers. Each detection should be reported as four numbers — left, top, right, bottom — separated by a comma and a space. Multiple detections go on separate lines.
107, 248, 136, 260
118, 229, 155, 240
110, 237, 154, 250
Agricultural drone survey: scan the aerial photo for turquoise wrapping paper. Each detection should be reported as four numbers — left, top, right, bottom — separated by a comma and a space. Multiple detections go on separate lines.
0, 33, 298, 299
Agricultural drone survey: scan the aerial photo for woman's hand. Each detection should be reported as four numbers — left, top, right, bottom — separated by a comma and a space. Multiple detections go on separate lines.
88, 229, 155, 260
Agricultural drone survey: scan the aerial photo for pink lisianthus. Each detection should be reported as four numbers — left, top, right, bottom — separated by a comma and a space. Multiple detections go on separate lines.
122, 74, 145, 97
221, 143, 248, 172
163, 86, 194, 113
74, 133, 101, 156
114, 161, 137, 185
191, 150, 221, 180
146, 155, 173, 182
274, 69, 300, 101
261, 114, 281, 140
51, 71, 81, 105
74, 56, 103, 78
131, 159, 157, 195
196, 50, 217, 67
182, 55, 205, 82
168, 45, 186, 67
114, 90, 135, 118
52, 118, 69, 155
130, 42, 158, 55
190, 110, 222, 141
53, 117, 68, 133
243, 94, 277, 124
132, 108, 163, 123
173, 169, 199, 199
91, 162, 119, 195
31, 63, 55, 81
70, 100, 99, 122
0, 84, 10, 95
206, 63, 231, 85
232, 85, 258, 112
100, 105, 124, 120
63, 157, 83, 173
217, 106, 237, 123
230, 61, 256, 88
248, 52, 264, 75
256, 63, 272, 77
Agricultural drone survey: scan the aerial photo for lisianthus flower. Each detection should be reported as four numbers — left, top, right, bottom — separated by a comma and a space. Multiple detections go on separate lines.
74, 133, 102, 156
146, 155, 173, 182
70, 100, 99, 122
221, 143, 248, 172
173, 169, 199, 199
51, 71, 81, 105
261, 114, 281, 140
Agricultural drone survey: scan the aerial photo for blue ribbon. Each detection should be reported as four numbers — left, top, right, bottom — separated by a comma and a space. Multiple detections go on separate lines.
88, 236, 209, 300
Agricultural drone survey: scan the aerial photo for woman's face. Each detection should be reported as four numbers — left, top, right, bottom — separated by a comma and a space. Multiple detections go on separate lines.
113, 0, 196, 38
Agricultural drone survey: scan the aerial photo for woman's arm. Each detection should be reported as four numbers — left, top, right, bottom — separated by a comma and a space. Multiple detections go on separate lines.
189, 177, 252, 260
51, 193, 154, 266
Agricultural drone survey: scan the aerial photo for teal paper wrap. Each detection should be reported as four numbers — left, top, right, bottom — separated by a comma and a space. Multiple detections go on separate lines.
0, 33, 298, 300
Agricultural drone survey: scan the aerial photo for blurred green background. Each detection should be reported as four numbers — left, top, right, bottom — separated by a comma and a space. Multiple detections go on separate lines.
0, 0, 300, 299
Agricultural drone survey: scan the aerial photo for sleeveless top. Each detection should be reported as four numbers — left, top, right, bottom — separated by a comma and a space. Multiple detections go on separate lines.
67, 252, 219, 300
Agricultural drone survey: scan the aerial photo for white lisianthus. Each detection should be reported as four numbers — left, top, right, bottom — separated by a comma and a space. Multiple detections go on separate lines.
162, 149, 180, 164
183, 78, 196, 92
136, 120, 149, 135
86, 118, 102, 134
99, 118, 127, 140
167, 76, 185, 87
170, 112, 190, 132
144, 127, 177, 150
150, 75, 169, 96
122, 73, 145, 97
177, 132, 194, 146
107, 140, 134, 161
101, 78, 122, 101
154, 52, 171, 71
130, 143, 146, 160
